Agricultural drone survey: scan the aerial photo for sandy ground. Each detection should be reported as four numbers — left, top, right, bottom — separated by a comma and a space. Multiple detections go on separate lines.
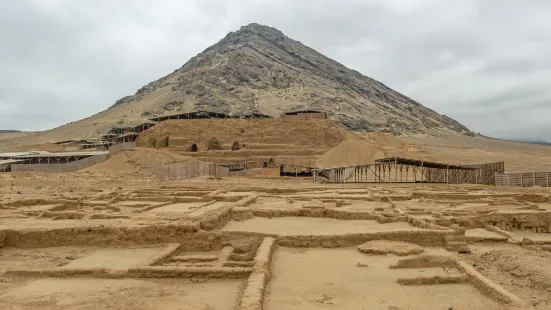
462, 243, 551, 309
0, 278, 244, 310
62, 247, 163, 270
265, 247, 501, 310
0, 247, 90, 271
0, 245, 166, 272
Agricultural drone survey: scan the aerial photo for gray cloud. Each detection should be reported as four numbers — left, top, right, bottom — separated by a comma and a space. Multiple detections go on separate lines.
1, 0, 550, 142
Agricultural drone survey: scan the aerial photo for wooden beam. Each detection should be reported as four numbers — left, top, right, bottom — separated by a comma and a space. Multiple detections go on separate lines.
369, 166, 384, 183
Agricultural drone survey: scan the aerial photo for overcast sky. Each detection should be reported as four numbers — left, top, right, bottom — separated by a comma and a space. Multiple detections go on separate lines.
1, 0, 550, 141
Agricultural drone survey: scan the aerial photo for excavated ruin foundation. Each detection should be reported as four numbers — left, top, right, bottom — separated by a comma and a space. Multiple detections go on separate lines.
1, 184, 550, 309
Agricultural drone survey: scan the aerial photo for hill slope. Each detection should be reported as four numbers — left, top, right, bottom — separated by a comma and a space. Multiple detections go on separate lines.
112, 23, 470, 135
0, 23, 470, 150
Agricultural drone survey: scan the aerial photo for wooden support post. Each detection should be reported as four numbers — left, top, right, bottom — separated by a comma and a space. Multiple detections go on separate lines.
533, 172, 536, 187
394, 159, 397, 182
446, 165, 449, 184
547, 172, 549, 187
420, 162, 424, 183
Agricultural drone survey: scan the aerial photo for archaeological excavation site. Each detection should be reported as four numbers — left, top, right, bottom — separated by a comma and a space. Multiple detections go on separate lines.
2, 177, 551, 310
2, 23, 551, 310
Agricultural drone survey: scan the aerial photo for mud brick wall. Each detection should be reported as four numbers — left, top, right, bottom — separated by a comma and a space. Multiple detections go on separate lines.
482, 211, 551, 233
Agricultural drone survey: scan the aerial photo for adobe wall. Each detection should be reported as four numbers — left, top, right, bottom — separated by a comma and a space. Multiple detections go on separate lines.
138, 118, 346, 150
11, 154, 109, 173
482, 211, 551, 233
168, 137, 189, 148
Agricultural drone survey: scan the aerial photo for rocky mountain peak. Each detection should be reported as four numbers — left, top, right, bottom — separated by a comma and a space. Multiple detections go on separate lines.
110, 24, 471, 136
236, 23, 286, 39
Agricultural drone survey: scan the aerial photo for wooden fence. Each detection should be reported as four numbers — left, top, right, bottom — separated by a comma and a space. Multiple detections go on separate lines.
496, 172, 551, 187
153, 162, 230, 181
464, 162, 505, 185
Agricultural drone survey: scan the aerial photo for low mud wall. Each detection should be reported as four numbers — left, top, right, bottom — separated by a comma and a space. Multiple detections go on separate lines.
482, 211, 551, 233
456, 261, 527, 306
1, 224, 200, 248
0, 226, 269, 250
223, 230, 457, 248
250, 207, 377, 220
4, 264, 253, 280
1, 223, 456, 250
199, 195, 258, 230
277, 230, 456, 247
238, 237, 276, 310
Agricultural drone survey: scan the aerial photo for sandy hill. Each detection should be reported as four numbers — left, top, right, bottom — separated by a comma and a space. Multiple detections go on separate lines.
80, 148, 199, 176
0, 23, 471, 151
316, 132, 433, 168
405, 134, 551, 173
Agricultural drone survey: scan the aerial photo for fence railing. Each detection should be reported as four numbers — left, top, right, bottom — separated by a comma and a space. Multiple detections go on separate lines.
496, 172, 551, 187
152, 162, 230, 181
